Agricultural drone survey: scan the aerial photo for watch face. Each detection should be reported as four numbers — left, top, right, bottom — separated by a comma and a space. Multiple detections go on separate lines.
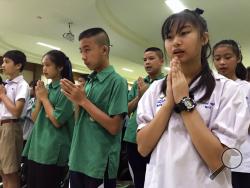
183, 98, 195, 109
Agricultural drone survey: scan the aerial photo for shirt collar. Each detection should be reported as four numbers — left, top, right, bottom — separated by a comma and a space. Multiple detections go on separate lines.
88, 65, 115, 83
49, 80, 60, 89
6, 75, 23, 84
144, 73, 165, 84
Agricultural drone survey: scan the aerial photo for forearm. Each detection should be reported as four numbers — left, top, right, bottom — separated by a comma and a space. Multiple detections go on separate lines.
41, 98, 61, 128
128, 96, 140, 115
80, 98, 123, 135
181, 110, 224, 171
1, 95, 24, 117
137, 102, 173, 157
31, 100, 42, 122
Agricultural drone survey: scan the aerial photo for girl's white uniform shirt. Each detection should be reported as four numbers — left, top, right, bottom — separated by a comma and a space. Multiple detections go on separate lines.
137, 73, 250, 188
231, 79, 250, 173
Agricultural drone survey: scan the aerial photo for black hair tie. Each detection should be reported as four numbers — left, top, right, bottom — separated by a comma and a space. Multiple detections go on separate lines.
194, 8, 204, 15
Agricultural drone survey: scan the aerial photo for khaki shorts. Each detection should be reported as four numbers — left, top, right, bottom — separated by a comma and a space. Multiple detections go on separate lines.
0, 122, 23, 174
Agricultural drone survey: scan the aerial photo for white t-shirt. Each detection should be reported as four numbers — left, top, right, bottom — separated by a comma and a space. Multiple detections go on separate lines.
137, 73, 250, 188
0, 75, 30, 120
231, 79, 250, 173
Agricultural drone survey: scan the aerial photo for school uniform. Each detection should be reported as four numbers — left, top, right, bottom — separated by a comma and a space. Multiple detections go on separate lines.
123, 73, 164, 188
69, 65, 128, 187
0, 75, 29, 174
231, 79, 250, 188
137, 73, 250, 188
22, 80, 74, 188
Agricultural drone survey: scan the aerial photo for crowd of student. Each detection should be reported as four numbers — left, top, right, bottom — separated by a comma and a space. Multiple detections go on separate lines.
0, 8, 250, 188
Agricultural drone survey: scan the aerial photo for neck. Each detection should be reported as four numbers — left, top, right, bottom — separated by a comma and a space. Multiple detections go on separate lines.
8, 73, 20, 80
95, 59, 109, 73
181, 60, 202, 84
51, 78, 60, 82
228, 74, 238, 81
149, 71, 162, 80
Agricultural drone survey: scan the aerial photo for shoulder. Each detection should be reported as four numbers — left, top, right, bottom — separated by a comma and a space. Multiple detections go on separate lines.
149, 78, 165, 91
17, 78, 29, 88
109, 71, 127, 85
213, 72, 238, 91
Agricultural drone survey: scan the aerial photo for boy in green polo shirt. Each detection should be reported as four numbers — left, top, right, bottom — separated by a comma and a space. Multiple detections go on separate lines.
123, 47, 164, 188
61, 27, 128, 188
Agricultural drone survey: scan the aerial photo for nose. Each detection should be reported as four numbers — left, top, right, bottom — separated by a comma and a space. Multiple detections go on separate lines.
81, 52, 87, 61
42, 66, 46, 73
172, 36, 181, 47
218, 58, 226, 65
144, 59, 150, 65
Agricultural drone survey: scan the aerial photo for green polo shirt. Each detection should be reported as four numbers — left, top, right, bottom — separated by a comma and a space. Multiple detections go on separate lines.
22, 80, 74, 166
123, 73, 164, 143
69, 65, 128, 179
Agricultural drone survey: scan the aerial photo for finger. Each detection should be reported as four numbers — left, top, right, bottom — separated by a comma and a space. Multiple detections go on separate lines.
60, 79, 75, 92
62, 90, 73, 100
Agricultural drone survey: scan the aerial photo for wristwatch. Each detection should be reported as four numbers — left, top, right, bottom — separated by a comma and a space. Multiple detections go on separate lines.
174, 96, 196, 113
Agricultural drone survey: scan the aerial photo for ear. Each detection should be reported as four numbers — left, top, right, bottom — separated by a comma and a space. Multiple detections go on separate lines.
57, 66, 63, 72
159, 58, 164, 66
201, 32, 209, 46
102, 45, 109, 55
237, 57, 241, 64
15, 63, 22, 71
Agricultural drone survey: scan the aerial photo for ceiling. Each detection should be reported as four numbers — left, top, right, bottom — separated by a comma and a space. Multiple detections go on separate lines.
0, 0, 249, 83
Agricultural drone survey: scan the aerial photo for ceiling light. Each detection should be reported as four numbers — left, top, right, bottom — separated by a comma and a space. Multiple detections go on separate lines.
122, 68, 134, 72
36, 42, 61, 50
165, 0, 187, 13
62, 22, 75, 42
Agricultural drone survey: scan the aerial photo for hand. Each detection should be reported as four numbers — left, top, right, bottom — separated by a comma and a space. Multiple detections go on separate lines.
165, 70, 175, 108
35, 80, 48, 101
0, 84, 6, 99
170, 57, 189, 104
60, 79, 87, 105
137, 77, 148, 98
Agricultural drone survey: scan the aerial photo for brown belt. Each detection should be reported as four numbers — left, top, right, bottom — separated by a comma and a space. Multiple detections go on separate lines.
0, 119, 19, 126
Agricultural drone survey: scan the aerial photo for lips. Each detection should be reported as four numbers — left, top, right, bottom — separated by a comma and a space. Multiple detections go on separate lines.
145, 66, 152, 71
218, 67, 227, 71
173, 49, 185, 56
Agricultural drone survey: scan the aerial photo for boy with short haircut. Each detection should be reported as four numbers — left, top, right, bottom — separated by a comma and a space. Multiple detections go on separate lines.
0, 50, 30, 188
123, 47, 164, 188
61, 27, 128, 188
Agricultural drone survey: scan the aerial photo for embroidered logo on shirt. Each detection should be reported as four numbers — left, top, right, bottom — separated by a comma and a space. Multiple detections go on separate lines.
204, 102, 215, 109
156, 94, 166, 107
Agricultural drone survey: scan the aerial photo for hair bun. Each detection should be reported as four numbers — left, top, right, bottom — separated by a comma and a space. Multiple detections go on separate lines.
194, 8, 204, 15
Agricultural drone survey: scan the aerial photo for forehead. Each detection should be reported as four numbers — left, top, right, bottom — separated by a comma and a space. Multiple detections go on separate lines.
214, 45, 234, 55
3, 57, 14, 63
144, 51, 158, 57
42, 55, 53, 64
79, 36, 98, 47
170, 22, 193, 33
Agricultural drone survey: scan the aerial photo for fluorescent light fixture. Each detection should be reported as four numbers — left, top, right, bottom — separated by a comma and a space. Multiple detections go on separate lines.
165, 0, 187, 13
36, 42, 61, 50
164, 66, 171, 71
122, 68, 134, 72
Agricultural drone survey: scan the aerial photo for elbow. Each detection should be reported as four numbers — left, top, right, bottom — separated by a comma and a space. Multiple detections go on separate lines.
13, 111, 22, 118
108, 126, 121, 136
137, 144, 150, 157
208, 158, 223, 172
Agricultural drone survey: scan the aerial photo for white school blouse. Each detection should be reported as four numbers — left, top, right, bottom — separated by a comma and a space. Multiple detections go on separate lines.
137, 73, 250, 188
0, 75, 29, 120
231, 79, 250, 173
